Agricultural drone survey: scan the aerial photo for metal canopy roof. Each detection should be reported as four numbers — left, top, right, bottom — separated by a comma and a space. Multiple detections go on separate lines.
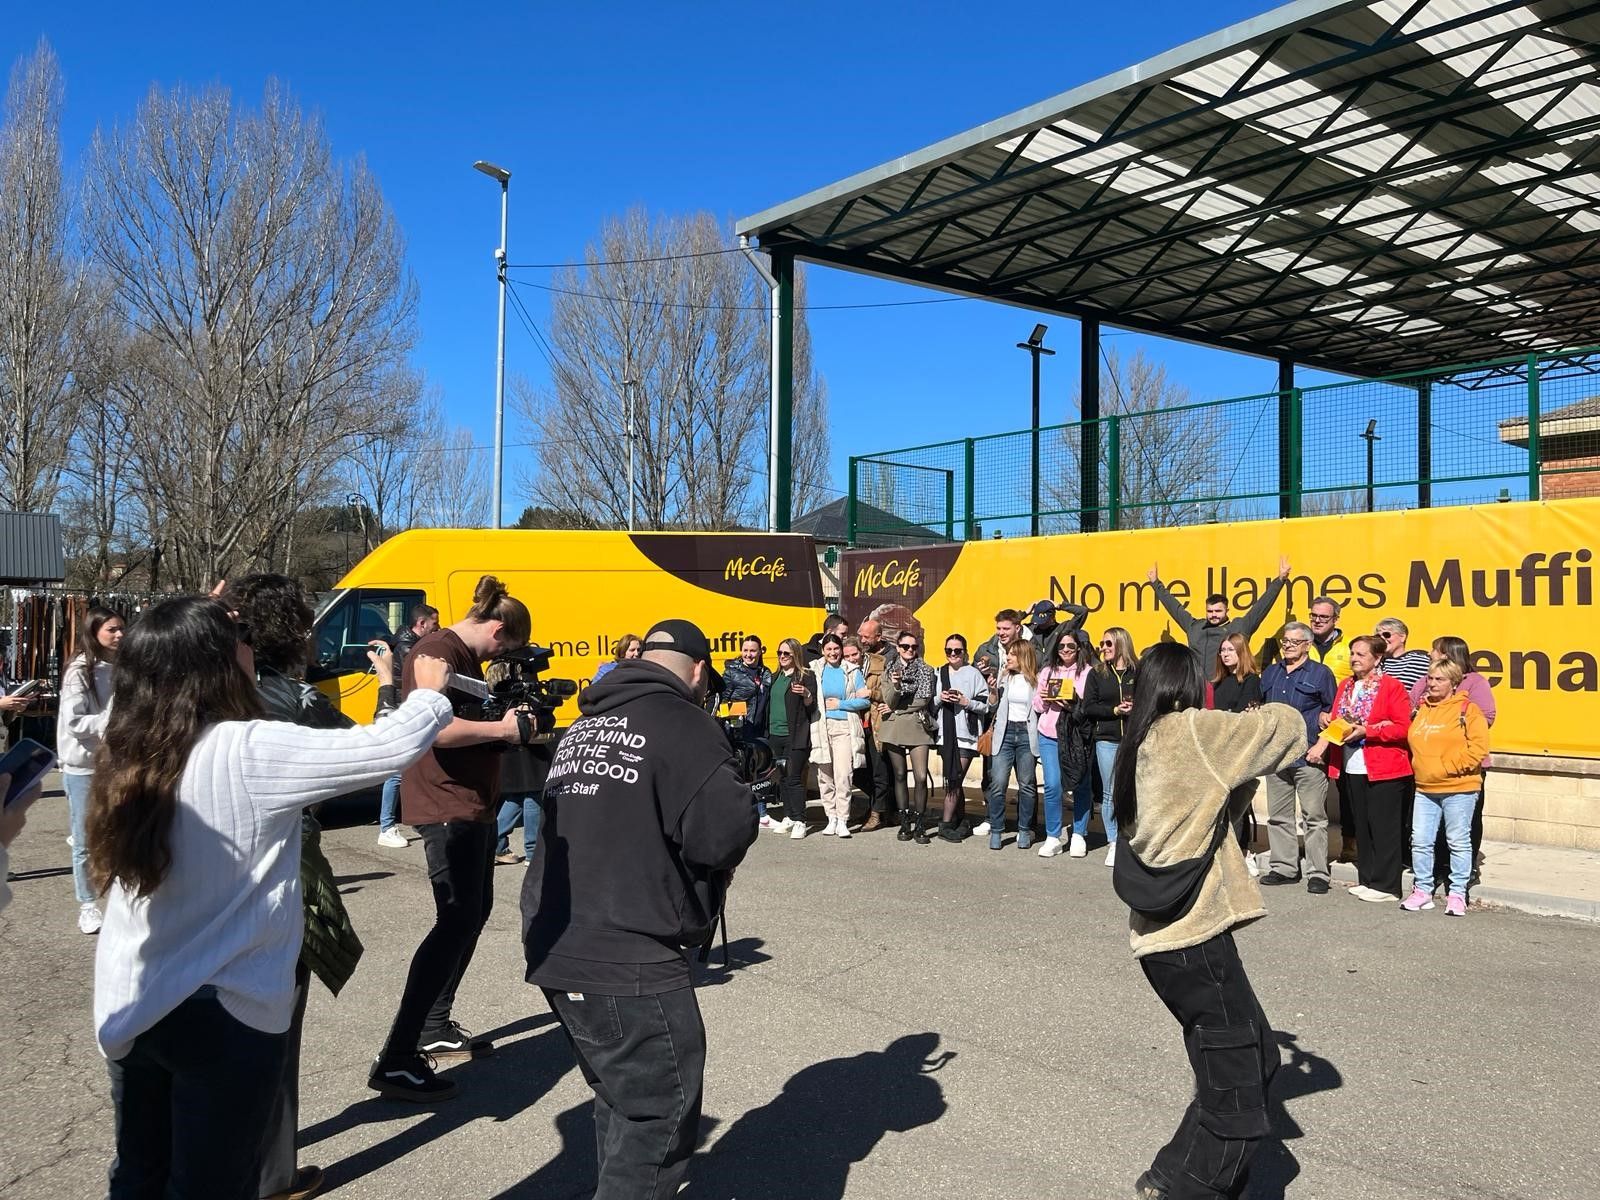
737, 0, 1600, 379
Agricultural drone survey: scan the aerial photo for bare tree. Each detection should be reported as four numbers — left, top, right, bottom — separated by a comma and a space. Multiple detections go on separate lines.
515, 207, 828, 530
1046, 348, 1227, 531
81, 80, 417, 588
788, 268, 832, 516
0, 41, 84, 513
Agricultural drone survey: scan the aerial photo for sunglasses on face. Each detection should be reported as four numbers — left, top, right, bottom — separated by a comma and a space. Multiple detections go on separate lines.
1100, 641, 1114, 648
898, 642, 917, 651
945, 646, 964, 655
777, 650, 793, 658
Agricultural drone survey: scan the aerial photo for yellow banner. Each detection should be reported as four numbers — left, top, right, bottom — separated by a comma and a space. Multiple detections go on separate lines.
842, 498, 1600, 758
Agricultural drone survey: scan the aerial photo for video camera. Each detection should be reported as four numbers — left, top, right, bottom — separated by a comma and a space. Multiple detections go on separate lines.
449, 645, 579, 739
712, 709, 780, 808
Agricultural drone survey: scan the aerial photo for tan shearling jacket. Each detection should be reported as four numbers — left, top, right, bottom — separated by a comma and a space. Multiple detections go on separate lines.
1126, 705, 1307, 958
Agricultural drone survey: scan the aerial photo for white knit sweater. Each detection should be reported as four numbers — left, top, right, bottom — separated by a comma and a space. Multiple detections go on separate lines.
93, 690, 453, 1060
56, 656, 114, 774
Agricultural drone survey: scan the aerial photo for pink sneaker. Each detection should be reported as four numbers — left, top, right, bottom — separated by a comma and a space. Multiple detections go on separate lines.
1445, 894, 1467, 917
1400, 888, 1435, 912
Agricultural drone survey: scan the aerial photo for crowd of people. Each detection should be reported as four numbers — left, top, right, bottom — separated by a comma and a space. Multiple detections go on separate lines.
723, 556, 1495, 915
0, 554, 1501, 1200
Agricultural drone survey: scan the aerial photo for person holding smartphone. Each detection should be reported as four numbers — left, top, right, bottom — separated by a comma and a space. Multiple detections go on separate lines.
58, 606, 125, 935
1083, 628, 1139, 866
931, 634, 989, 843
1034, 629, 1094, 858
764, 638, 817, 838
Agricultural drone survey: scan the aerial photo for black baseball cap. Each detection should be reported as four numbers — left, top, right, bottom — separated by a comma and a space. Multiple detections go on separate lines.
643, 619, 722, 692
1028, 600, 1057, 623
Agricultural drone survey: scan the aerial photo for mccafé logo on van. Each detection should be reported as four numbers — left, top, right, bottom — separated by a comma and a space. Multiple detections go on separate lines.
724, 555, 788, 583
854, 557, 922, 597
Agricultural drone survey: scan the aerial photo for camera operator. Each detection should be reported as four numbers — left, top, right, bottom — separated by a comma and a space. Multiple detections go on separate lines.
368, 575, 533, 1103
521, 618, 758, 1198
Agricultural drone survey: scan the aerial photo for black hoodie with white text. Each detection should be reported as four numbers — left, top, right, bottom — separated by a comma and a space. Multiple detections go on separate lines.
520, 659, 758, 995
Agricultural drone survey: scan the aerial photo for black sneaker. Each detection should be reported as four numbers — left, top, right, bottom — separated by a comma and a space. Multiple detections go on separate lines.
1258, 872, 1300, 886
1134, 1170, 1169, 1199
1307, 878, 1331, 895
367, 1053, 458, 1103
418, 1020, 495, 1060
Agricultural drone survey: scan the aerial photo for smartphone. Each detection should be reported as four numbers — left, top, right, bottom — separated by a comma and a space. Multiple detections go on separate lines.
1, 738, 56, 809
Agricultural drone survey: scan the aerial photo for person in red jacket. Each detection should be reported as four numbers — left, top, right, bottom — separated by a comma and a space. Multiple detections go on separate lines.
1306, 635, 1413, 902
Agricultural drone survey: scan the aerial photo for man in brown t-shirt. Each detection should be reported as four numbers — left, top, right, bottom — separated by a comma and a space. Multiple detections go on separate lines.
370, 576, 532, 1103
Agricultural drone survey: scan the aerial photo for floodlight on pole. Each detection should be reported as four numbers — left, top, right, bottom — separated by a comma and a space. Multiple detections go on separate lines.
1016, 323, 1056, 537
1359, 418, 1381, 513
474, 160, 511, 527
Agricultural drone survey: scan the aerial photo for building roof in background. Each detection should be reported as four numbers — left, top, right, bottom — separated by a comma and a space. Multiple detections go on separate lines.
0, 512, 66, 584
740, 0, 1600, 379
793, 496, 948, 547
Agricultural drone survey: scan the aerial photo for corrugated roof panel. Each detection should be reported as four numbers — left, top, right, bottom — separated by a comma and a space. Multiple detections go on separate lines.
0, 512, 66, 583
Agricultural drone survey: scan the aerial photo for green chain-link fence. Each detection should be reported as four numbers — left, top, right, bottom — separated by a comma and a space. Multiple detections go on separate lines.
847, 347, 1600, 545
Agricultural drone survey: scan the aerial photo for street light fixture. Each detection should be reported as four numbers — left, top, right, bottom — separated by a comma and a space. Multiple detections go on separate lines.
1016, 323, 1056, 537
473, 160, 511, 528
1359, 418, 1381, 513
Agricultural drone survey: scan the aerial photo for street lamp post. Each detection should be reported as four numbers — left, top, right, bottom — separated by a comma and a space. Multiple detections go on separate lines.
473, 159, 512, 528
1016, 323, 1055, 537
1359, 418, 1381, 513
623, 377, 638, 531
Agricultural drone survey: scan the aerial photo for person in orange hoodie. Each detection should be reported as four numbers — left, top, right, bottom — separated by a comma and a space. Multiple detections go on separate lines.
1401, 660, 1490, 917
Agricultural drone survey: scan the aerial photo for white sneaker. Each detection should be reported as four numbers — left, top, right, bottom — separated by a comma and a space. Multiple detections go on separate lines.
1069, 833, 1087, 858
1104, 843, 1117, 867
1037, 836, 1063, 858
768, 817, 794, 834
78, 902, 103, 935
1245, 855, 1261, 877
835, 822, 852, 839
377, 828, 408, 848
972, 821, 991, 837
1358, 889, 1399, 903
822, 818, 837, 836
789, 820, 807, 840
1349, 884, 1375, 899
758, 814, 775, 830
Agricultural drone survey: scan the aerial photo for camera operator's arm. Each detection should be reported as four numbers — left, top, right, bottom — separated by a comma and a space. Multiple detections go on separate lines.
431, 708, 525, 748
677, 755, 759, 874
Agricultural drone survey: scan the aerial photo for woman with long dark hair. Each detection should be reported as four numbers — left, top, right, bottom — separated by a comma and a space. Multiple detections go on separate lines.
764, 637, 817, 838
983, 641, 1039, 850
1113, 643, 1305, 1200
1210, 632, 1264, 877
1083, 627, 1138, 865
57, 605, 124, 934
89, 596, 454, 1200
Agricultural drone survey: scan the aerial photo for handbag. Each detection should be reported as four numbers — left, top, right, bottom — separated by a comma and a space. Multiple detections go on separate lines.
976, 723, 994, 756
1112, 801, 1232, 923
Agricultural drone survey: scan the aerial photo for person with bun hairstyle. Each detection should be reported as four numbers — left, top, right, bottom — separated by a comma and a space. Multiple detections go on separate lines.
88, 597, 454, 1199
370, 575, 535, 1102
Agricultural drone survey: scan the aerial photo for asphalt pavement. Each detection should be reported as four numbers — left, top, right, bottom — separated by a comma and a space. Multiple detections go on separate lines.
4, 779, 1597, 1199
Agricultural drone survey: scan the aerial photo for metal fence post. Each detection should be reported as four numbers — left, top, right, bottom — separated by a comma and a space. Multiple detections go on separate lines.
1288, 387, 1303, 517
847, 456, 858, 546
1106, 415, 1122, 531
963, 438, 976, 540
944, 468, 955, 541
1526, 354, 1541, 501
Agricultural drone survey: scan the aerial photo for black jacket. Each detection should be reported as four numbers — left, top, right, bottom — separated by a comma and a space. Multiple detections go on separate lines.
1082, 664, 1138, 743
521, 660, 758, 980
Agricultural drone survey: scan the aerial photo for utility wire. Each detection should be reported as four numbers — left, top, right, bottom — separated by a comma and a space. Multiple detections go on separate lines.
506, 246, 747, 269
515, 277, 970, 314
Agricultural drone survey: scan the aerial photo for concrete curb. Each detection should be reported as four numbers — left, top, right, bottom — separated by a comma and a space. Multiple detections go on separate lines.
1323, 860, 1600, 923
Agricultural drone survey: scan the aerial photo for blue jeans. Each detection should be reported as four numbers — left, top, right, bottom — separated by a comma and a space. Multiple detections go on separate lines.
1039, 732, 1063, 838
379, 774, 402, 832
496, 792, 543, 858
985, 721, 1036, 833
107, 987, 287, 1200
1094, 740, 1121, 845
63, 772, 95, 904
1411, 790, 1473, 896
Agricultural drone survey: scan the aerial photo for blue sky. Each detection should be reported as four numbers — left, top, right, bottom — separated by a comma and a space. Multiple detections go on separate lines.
14, 0, 1423, 519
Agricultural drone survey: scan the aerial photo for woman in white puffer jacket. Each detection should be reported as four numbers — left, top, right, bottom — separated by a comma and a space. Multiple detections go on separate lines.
57, 606, 124, 935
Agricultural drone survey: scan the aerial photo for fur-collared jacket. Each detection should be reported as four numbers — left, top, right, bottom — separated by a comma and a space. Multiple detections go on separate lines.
1125, 705, 1306, 958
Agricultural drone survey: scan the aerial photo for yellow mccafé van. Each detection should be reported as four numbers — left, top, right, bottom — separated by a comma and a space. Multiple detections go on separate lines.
309, 529, 828, 723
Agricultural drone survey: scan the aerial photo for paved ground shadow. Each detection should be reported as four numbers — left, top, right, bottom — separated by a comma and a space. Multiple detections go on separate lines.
306, 1011, 571, 1192
690, 935, 772, 987
683, 1031, 953, 1199
1251, 1030, 1343, 1199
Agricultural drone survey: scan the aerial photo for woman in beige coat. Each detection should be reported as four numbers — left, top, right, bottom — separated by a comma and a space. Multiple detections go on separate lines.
1113, 643, 1306, 1200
